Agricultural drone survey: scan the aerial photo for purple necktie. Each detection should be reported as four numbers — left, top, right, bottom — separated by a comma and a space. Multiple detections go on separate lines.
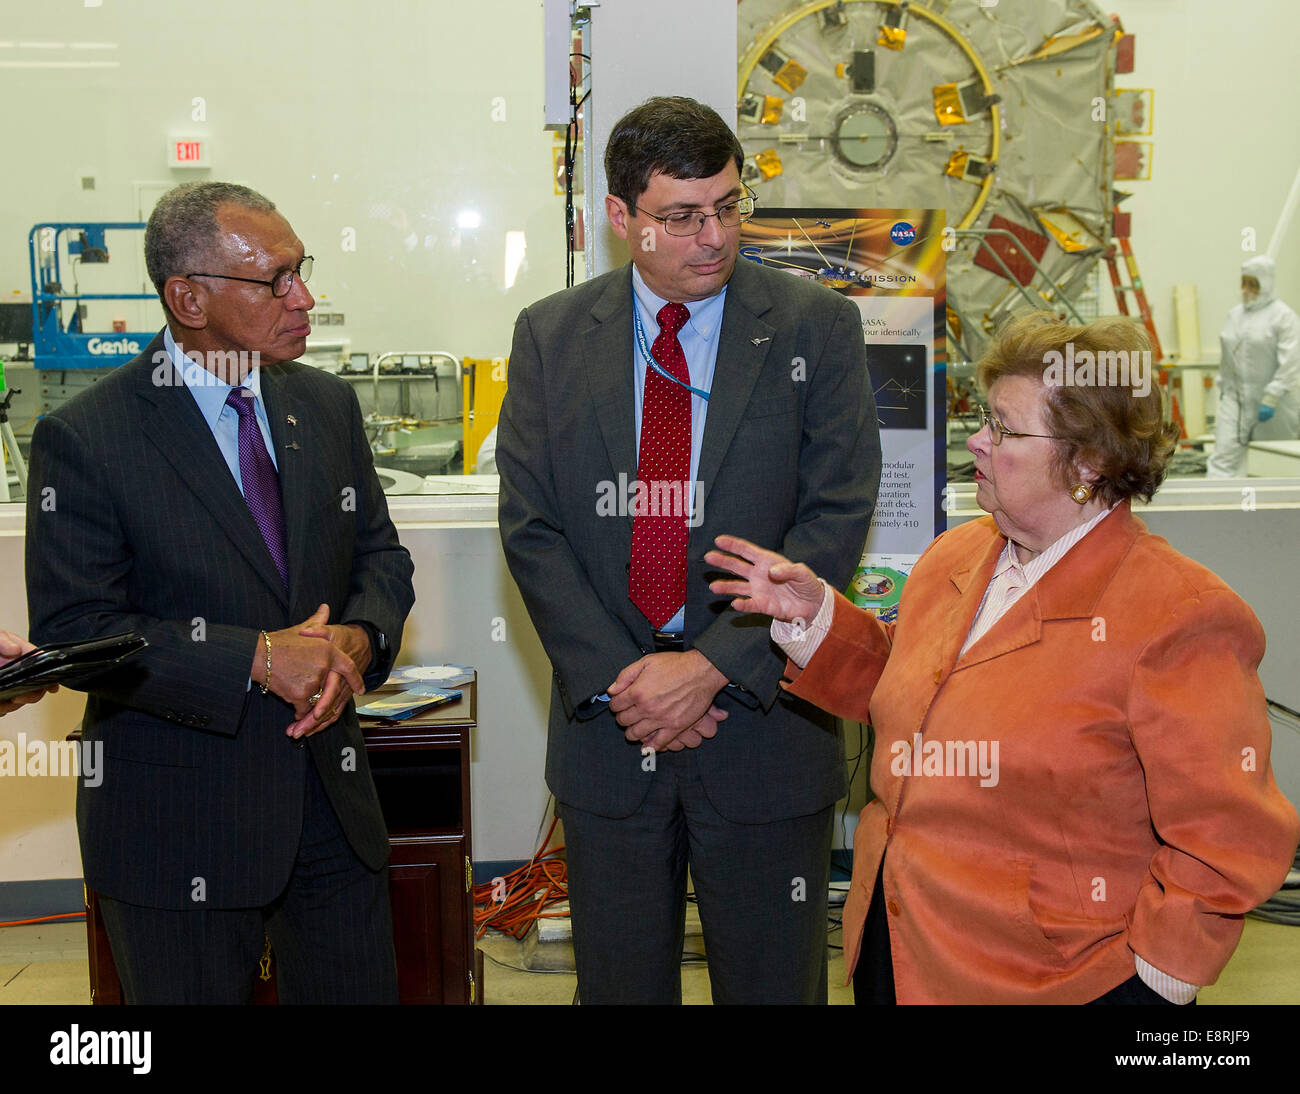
225, 388, 288, 589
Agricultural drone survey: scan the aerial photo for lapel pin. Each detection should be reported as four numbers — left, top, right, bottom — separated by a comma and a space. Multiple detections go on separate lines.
286, 414, 297, 426
751, 337, 770, 345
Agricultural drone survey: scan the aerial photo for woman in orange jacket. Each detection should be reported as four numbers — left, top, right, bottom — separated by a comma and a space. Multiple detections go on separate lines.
708, 314, 1300, 1004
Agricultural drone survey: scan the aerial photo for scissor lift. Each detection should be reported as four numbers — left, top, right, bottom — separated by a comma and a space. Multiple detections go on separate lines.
28, 222, 157, 412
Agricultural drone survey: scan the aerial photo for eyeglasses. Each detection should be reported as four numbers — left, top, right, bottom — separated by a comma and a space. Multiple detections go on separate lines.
186, 255, 313, 298
976, 404, 1063, 445
632, 191, 756, 236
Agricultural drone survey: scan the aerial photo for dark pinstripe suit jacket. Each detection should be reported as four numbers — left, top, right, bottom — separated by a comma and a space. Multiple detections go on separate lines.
498, 259, 880, 823
25, 332, 415, 910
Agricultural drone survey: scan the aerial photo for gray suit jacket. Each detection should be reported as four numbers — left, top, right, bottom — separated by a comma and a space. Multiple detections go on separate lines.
498, 259, 880, 823
26, 333, 415, 909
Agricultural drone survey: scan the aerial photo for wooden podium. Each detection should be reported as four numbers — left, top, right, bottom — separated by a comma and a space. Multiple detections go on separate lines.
82, 677, 481, 1005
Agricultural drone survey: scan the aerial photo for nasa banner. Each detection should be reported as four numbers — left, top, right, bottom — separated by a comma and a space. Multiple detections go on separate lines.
740, 208, 946, 620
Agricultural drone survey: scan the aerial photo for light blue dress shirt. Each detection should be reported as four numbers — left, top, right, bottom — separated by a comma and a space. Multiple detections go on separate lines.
163, 326, 278, 493
630, 266, 726, 634
163, 328, 280, 693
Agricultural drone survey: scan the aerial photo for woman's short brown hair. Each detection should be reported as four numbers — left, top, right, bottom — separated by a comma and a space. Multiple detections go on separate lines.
976, 312, 1179, 505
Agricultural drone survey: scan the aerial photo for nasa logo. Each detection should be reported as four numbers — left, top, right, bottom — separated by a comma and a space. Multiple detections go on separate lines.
86, 337, 140, 355
889, 221, 916, 246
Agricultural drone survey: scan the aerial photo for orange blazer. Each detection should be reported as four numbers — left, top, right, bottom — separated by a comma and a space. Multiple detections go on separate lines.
785, 503, 1300, 1003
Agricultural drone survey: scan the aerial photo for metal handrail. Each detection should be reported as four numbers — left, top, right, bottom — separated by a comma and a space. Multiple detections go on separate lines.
368, 350, 462, 416
955, 227, 1086, 324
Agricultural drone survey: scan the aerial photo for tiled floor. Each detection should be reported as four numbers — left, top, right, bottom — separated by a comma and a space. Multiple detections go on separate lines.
2, 915, 1296, 1005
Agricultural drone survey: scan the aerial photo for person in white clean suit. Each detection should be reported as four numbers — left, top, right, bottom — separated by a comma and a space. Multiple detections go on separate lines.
1207, 255, 1300, 477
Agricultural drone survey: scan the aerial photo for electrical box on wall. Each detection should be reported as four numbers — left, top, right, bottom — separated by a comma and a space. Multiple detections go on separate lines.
542, 0, 572, 130
167, 136, 210, 168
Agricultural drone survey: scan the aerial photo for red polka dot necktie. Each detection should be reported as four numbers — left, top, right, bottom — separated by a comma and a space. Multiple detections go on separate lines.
629, 302, 692, 628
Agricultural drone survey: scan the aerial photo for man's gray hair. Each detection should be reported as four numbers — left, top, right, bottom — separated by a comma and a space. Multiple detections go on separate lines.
144, 182, 276, 302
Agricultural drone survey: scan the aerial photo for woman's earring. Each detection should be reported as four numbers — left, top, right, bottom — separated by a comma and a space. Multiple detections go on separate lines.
1069, 483, 1094, 504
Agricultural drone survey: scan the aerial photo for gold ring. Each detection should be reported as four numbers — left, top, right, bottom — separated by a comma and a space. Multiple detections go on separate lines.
309, 690, 323, 705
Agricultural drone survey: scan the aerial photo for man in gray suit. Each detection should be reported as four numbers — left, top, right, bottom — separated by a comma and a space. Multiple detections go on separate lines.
498, 97, 879, 1003
26, 182, 415, 1003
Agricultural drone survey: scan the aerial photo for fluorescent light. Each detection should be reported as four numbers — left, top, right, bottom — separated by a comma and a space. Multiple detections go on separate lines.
456, 210, 482, 230
504, 231, 526, 289
19, 41, 67, 49
0, 60, 120, 68
70, 42, 118, 50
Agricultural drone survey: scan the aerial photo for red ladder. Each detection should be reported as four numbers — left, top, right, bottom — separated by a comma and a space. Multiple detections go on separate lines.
1105, 206, 1185, 436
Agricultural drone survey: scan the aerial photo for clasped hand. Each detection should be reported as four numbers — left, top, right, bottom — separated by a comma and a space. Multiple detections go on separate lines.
607, 649, 728, 753
252, 604, 372, 739
603, 536, 828, 753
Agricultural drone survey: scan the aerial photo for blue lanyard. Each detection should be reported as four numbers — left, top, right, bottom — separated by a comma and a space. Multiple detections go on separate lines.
633, 307, 711, 402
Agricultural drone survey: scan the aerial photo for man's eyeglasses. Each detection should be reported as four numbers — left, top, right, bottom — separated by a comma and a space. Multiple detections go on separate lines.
976, 404, 1063, 445
186, 256, 313, 298
632, 191, 756, 236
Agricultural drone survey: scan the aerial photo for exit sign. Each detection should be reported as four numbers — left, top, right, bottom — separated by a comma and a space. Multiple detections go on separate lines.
168, 137, 209, 168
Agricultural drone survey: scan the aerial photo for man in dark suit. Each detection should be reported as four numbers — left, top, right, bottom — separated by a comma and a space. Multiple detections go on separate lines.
497, 97, 879, 1004
25, 181, 415, 1004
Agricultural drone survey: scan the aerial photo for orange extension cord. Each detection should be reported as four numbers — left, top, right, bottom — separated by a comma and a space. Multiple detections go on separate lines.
472, 816, 569, 940
0, 912, 85, 928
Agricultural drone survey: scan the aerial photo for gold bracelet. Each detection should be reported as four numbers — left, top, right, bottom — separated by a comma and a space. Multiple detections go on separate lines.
260, 630, 271, 696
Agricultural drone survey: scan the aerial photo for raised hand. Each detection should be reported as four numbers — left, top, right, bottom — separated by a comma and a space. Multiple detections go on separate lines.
705, 534, 825, 625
